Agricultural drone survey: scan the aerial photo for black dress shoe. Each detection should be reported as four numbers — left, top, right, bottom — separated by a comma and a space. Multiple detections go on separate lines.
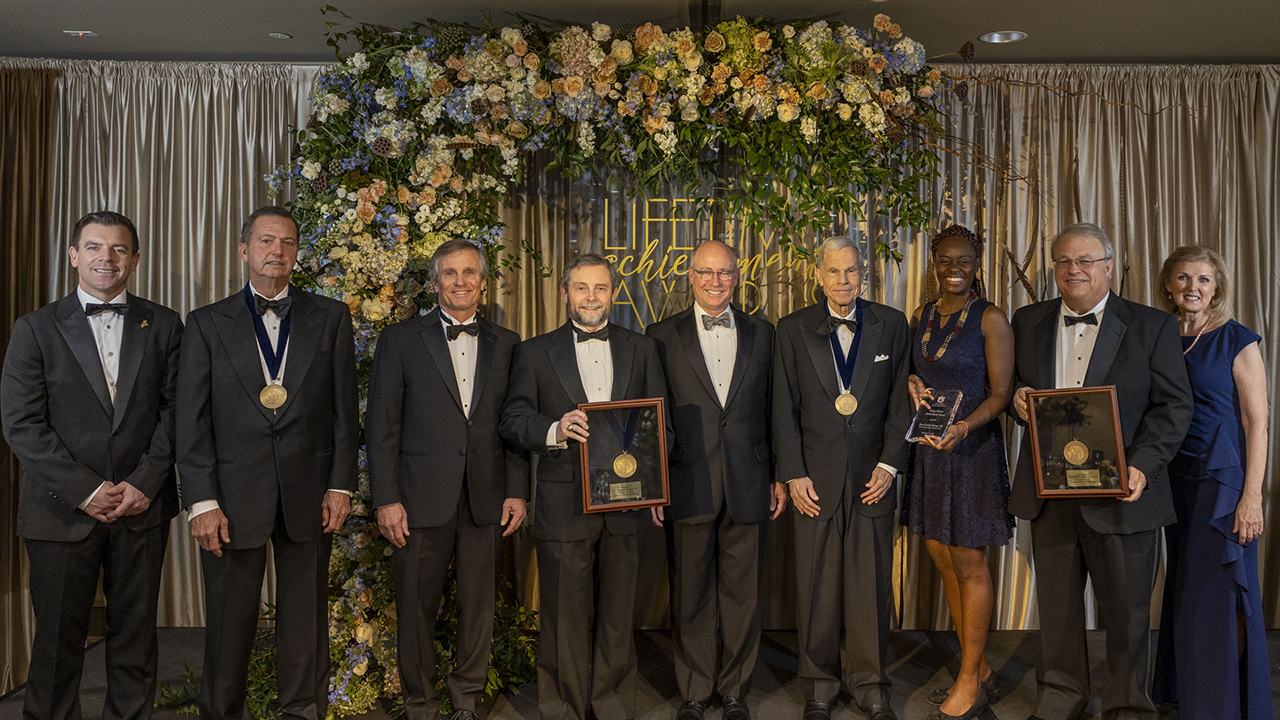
925, 687, 989, 720
676, 700, 708, 720
860, 701, 898, 720
720, 696, 750, 720
803, 700, 834, 720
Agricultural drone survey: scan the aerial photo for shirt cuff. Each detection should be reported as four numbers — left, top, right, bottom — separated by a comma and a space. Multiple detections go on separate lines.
545, 424, 567, 450
79, 482, 107, 510
327, 489, 352, 496
187, 499, 220, 520
875, 462, 898, 477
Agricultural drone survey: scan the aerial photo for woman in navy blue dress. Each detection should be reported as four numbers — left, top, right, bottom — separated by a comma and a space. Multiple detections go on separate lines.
902, 225, 1014, 720
1152, 245, 1272, 719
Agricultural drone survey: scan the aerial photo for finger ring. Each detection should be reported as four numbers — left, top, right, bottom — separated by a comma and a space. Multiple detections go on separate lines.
567, 422, 576, 432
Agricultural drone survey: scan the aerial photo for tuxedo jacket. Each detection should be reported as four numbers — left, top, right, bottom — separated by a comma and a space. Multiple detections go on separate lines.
647, 306, 774, 524
1, 292, 182, 542
175, 287, 359, 549
1007, 293, 1193, 533
772, 300, 913, 520
500, 322, 668, 542
365, 309, 528, 528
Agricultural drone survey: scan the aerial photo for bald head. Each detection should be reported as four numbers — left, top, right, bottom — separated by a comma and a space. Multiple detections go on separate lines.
689, 240, 740, 317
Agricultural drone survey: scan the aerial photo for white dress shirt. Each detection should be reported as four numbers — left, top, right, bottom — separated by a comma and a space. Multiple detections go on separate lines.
826, 302, 897, 478
77, 287, 126, 509
441, 309, 479, 418
694, 304, 737, 407
546, 322, 614, 449
1056, 295, 1109, 390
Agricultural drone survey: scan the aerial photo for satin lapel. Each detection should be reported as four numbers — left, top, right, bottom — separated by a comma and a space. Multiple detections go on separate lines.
471, 320, 496, 410
610, 332, 635, 401
111, 295, 153, 431
1034, 300, 1061, 389
211, 296, 275, 425
1084, 294, 1127, 387
420, 311, 464, 414
54, 294, 113, 418
848, 306, 882, 401
803, 310, 841, 401
548, 325, 588, 405
276, 290, 320, 419
723, 308, 756, 410
675, 311, 718, 404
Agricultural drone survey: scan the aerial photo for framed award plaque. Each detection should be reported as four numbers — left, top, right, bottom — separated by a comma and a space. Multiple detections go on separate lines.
1026, 386, 1129, 498
577, 397, 670, 513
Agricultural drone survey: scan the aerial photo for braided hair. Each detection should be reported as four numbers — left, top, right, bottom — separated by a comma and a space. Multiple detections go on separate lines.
930, 224, 985, 298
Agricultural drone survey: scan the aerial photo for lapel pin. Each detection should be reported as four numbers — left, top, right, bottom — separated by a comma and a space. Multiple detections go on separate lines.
140, 320, 149, 328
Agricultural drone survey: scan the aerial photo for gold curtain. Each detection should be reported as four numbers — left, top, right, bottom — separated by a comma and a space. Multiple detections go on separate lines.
0, 66, 55, 695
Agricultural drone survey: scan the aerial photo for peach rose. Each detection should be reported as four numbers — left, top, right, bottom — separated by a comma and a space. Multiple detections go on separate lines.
869, 54, 887, 72
752, 31, 772, 52
873, 13, 892, 32
676, 37, 696, 57
704, 31, 726, 53
598, 57, 617, 75
711, 63, 731, 83
430, 78, 454, 97
485, 85, 506, 103
523, 52, 540, 70
450, 177, 464, 193
513, 40, 529, 56
889, 24, 902, 39
533, 80, 553, 99
356, 202, 376, 223
752, 74, 769, 92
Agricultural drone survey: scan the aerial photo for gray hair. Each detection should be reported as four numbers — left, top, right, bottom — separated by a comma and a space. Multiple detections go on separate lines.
428, 239, 490, 286
816, 235, 864, 268
560, 253, 621, 292
1051, 222, 1115, 260
240, 206, 297, 246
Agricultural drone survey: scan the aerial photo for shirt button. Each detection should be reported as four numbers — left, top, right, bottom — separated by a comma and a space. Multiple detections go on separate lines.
107, 351, 113, 357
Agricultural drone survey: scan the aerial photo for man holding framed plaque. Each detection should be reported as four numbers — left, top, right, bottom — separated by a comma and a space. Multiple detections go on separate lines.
500, 253, 668, 720
773, 237, 913, 720
1009, 223, 1192, 720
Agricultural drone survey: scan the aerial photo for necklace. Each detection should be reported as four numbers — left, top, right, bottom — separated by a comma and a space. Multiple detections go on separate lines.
921, 292, 977, 362
1182, 326, 1207, 356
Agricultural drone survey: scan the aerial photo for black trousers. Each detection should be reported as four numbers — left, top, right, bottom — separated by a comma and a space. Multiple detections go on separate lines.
535, 529, 639, 720
793, 493, 894, 708
668, 508, 763, 702
1030, 500, 1161, 720
393, 488, 499, 719
199, 510, 331, 720
24, 521, 170, 720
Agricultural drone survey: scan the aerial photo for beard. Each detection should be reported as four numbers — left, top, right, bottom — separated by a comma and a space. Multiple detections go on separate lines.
569, 302, 609, 329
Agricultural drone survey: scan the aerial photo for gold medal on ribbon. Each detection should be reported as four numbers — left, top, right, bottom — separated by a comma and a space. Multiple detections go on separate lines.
260, 383, 288, 409
1063, 439, 1090, 466
612, 451, 637, 478
835, 392, 858, 416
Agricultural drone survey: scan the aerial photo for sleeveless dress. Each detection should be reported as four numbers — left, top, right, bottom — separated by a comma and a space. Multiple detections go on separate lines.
1153, 320, 1272, 719
901, 298, 1013, 548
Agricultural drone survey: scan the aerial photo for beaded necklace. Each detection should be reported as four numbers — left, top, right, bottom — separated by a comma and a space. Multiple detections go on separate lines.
920, 292, 977, 362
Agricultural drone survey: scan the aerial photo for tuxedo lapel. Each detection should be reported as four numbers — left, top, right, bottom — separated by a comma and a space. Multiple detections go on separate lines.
420, 310, 465, 415
675, 311, 719, 404
54, 294, 113, 418
610, 331, 635, 401
803, 308, 841, 401
1034, 300, 1060, 389
276, 289, 320, 419
111, 295, 153, 431
211, 295, 275, 425
471, 319, 496, 411
548, 325, 588, 405
848, 304, 882, 401
722, 308, 756, 410
1084, 293, 1128, 387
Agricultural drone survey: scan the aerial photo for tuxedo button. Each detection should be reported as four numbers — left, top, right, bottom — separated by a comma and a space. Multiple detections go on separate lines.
467, 420, 473, 427
458, 448, 465, 456
720, 420, 728, 427
275, 434, 283, 443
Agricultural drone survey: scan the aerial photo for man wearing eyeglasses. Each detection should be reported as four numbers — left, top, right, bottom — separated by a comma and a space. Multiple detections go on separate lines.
646, 241, 787, 720
1008, 223, 1192, 720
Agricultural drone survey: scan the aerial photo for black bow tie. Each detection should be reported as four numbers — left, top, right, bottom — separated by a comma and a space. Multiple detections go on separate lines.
253, 295, 292, 318
702, 313, 731, 330
446, 322, 479, 341
576, 326, 609, 343
828, 316, 858, 333
84, 302, 127, 317
1064, 313, 1098, 327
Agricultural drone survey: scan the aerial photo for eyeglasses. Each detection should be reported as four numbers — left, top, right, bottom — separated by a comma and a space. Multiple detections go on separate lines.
690, 268, 738, 281
1053, 256, 1112, 270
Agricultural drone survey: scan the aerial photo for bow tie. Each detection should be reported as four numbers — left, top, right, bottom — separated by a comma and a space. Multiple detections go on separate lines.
84, 302, 127, 317
446, 322, 479, 341
576, 326, 609, 343
1064, 313, 1098, 327
828, 316, 858, 333
702, 313, 731, 331
253, 295, 292, 318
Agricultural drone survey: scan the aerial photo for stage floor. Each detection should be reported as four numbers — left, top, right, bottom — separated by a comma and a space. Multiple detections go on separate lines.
3, 628, 1276, 719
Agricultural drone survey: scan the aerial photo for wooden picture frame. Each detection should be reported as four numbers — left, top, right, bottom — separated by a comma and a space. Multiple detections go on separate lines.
577, 397, 670, 513
1027, 386, 1130, 498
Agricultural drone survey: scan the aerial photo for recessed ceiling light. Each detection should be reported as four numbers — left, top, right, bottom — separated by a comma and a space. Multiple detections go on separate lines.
870, 0, 889, 3
980, 30, 1027, 43
268, 32, 293, 40
62, 30, 98, 37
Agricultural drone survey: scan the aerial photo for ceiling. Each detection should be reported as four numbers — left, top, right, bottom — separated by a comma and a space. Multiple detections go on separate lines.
2, 0, 1278, 64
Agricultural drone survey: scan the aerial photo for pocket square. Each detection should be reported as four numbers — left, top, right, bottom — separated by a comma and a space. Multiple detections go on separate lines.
874, 353, 889, 362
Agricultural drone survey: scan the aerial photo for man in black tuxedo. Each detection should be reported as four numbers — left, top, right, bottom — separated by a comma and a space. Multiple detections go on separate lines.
646, 241, 785, 720
176, 206, 359, 720
2, 211, 181, 720
500, 254, 667, 720
366, 239, 527, 720
1009, 223, 1192, 720
772, 237, 912, 720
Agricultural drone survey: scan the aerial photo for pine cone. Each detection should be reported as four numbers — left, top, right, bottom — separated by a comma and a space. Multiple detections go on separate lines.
371, 136, 394, 157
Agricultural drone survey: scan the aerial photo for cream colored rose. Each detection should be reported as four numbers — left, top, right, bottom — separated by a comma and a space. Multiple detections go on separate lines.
837, 103, 853, 121
609, 40, 634, 64
704, 31, 726, 53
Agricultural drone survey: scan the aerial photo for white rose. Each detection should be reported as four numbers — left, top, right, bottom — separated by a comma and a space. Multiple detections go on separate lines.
592, 22, 612, 42
837, 103, 853, 121
500, 27, 523, 47
783, 25, 796, 39
301, 160, 321, 180
350, 52, 369, 72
